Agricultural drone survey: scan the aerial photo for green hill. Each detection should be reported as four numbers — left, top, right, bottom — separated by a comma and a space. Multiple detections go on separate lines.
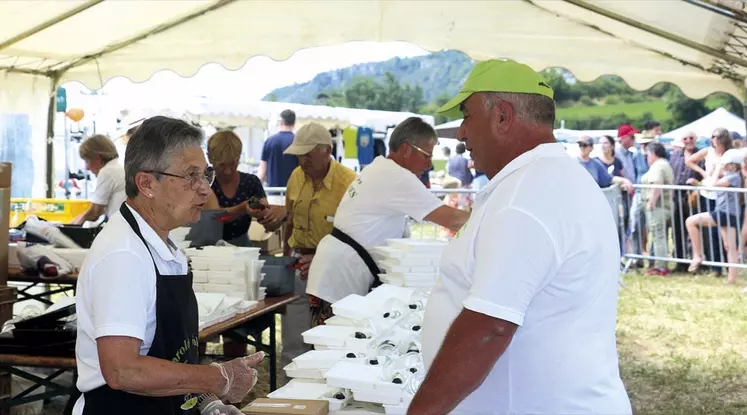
265, 50, 474, 104
557, 101, 669, 121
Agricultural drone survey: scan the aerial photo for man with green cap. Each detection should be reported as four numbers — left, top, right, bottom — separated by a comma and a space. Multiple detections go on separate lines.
411, 60, 631, 414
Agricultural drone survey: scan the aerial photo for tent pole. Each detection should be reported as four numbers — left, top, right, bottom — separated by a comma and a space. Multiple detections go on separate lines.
45, 73, 61, 199
562, 0, 747, 69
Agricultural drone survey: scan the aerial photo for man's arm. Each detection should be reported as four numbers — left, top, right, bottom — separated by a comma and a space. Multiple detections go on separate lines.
71, 203, 105, 224
424, 205, 470, 232
257, 161, 268, 184
98, 336, 225, 396
408, 310, 517, 415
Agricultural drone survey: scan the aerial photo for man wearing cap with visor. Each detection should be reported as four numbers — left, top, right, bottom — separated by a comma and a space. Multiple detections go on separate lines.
280, 123, 357, 367
410, 60, 631, 414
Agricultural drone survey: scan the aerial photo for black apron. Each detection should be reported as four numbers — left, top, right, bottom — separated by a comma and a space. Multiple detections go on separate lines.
82, 203, 200, 415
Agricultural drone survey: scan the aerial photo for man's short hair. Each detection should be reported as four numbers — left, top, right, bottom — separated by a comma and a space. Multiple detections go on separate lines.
482, 92, 555, 127
643, 120, 661, 131
280, 110, 296, 127
456, 143, 466, 154
124, 116, 204, 198
389, 117, 437, 153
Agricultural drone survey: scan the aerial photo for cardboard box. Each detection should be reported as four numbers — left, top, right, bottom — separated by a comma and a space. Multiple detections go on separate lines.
0, 163, 10, 285
242, 399, 329, 415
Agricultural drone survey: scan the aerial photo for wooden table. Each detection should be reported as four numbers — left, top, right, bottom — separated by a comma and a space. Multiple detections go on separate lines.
0, 293, 298, 412
7, 267, 78, 306
199, 293, 298, 392
0, 354, 77, 412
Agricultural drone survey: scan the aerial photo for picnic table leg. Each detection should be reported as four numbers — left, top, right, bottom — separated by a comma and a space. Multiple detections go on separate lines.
269, 313, 277, 391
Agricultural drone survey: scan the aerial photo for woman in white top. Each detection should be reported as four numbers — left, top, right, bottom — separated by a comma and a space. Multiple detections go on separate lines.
72, 135, 127, 224
685, 128, 732, 275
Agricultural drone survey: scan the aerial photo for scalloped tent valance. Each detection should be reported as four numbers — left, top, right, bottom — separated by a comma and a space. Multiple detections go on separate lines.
3, 0, 747, 197
1, 0, 747, 100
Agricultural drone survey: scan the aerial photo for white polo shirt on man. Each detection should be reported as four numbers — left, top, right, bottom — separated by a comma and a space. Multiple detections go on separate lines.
307, 156, 443, 303
73, 204, 188, 415
421, 143, 631, 414
90, 159, 126, 219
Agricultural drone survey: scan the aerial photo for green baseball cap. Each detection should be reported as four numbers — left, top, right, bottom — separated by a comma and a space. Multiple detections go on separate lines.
438, 59, 554, 119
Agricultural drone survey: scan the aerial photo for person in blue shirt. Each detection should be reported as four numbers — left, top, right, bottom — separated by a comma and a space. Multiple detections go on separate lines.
258, 109, 299, 188
577, 137, 632, 190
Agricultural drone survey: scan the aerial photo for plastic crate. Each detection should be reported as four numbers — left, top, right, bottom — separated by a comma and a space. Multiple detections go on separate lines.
10, 198, 91, 227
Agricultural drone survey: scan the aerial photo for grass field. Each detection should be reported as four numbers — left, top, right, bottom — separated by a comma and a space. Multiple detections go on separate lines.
556, 101, 670, 121
618, 271, 747, 414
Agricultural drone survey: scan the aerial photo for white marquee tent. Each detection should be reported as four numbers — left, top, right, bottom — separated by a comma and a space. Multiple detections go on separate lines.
663, 107, 746, 139
3, 0, 747, 195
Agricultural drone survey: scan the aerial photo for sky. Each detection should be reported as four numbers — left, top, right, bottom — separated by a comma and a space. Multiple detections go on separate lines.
63, 41, 430, 107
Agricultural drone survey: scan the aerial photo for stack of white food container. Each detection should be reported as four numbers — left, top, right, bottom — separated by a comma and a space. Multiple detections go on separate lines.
185, 246, 266, 301
371, 239, 447, 288
275, 279, 432, 414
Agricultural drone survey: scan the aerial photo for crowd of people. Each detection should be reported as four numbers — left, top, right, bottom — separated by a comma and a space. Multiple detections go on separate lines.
576, 122, 747, 287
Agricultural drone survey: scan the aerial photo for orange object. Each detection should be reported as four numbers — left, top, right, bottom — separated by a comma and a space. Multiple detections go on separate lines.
66, 108, 84, 122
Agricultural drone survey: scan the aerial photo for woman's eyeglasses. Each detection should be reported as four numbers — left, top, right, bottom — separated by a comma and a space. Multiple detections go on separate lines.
144, 166, 215, 190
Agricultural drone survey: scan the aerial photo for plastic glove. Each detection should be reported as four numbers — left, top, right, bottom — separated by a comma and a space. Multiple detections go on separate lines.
200, 399, 243, 415
212, 351, 264, 403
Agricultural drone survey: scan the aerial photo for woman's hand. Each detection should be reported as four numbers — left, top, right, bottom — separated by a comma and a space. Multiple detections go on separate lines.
686, 178, 698, 186
256, 204, 286, 231
246, 202, 266, 219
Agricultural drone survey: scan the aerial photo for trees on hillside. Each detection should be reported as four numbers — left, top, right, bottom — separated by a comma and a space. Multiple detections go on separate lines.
316, 68, 743, 131
323, 72, 425, 113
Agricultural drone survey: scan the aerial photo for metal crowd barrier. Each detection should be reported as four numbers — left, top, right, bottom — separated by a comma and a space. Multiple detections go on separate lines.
264, 182, 747, 274
621, 183, 747, 274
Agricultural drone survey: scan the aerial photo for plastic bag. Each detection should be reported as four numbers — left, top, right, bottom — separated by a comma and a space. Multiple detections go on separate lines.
17, 243, 74, 278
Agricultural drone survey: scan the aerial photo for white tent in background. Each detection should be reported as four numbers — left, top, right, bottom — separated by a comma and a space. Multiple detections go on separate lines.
663, 107, 746, 139
434, 119, 463, 139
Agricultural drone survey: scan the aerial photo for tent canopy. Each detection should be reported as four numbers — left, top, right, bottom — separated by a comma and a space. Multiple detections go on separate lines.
2, 0, 747, 100
4, 0, 747, 197
663, 107, 746, 139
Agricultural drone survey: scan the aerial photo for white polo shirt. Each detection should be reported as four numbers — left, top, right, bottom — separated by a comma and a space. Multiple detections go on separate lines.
73, 204, 188, 415
90, 159, 127, 219
307, 156, 443, 303
421, 143, 631, 414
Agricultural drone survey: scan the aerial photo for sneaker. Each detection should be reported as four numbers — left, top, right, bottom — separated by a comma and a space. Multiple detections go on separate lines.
646, 268, 670, 277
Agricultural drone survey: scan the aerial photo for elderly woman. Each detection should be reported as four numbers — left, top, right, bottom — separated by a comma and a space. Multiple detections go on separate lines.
74, 117, 262, 415
205, 130, 285, 246
71, 135, 127, 224
641, 143, 674, 276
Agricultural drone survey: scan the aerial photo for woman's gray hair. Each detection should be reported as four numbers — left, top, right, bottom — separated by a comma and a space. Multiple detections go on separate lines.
124, 116, 204, 198
389, 117, 438, 152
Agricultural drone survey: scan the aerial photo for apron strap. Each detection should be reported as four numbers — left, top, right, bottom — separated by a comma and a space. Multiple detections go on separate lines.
119, 203, 160, 273
330, 227, 382, 290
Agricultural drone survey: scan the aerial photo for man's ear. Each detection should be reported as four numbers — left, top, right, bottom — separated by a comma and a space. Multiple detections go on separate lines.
495, 101, 515, 134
